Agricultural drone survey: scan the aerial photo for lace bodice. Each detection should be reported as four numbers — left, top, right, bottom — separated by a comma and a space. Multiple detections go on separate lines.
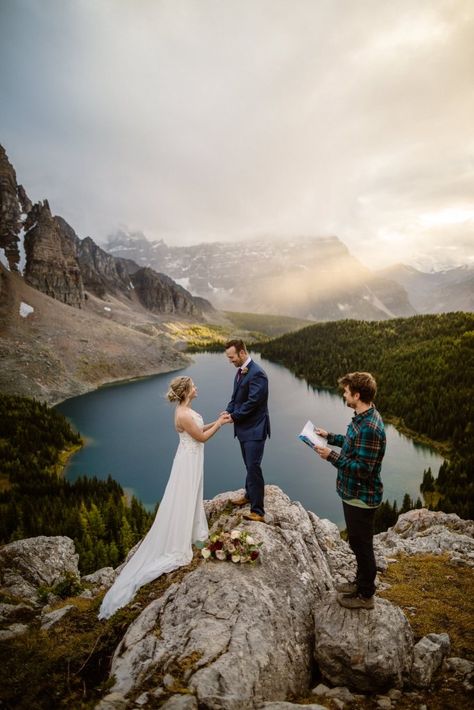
177, 410, 204, 452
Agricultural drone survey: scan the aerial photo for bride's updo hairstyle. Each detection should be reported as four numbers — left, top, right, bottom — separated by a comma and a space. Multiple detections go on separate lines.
167, 376, 193, 403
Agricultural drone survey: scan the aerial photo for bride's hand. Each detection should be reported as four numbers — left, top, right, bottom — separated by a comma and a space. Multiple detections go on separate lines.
218, 413, 232, 426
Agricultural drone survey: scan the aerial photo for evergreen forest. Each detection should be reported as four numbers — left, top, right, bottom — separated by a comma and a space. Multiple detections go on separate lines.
0, 395, 153, 573
259, 312, 474, 520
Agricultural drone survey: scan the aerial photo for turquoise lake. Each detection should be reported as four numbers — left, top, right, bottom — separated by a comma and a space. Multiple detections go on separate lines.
56, 352, 444, 528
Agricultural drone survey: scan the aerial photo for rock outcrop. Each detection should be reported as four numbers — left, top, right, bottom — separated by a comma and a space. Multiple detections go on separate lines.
375, 508, 474, 565
1, 490, 473, 709
24, 201, 85, 307
314, 596, 413, 691
131, 267, 202, 316
76, 235, 137, 299
0, 145, 27, 272
0, 535, 80, 604
107, 487, 334, 708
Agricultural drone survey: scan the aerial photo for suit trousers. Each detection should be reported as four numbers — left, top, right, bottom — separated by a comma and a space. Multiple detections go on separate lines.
342, 501, 377, 598
239, 439, 266, 516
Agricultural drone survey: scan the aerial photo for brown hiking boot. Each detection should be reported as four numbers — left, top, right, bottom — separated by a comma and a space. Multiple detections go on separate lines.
242, 511, 266, 523
231, 496, 250, 506
337, 592, 374, 610
335, 581, 358, 595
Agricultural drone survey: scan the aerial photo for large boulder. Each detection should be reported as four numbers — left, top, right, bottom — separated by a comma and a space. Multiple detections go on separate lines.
0, 535, 80, 603
410, 633, 450, 688
313, 595, 413, 692
375, 509, 474, 565
105, 486, 334, 709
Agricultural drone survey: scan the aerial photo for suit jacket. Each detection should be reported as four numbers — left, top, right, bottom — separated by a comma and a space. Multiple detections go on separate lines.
226, 359, 271, 442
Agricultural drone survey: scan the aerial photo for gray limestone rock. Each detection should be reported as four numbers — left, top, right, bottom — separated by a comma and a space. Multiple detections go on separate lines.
375, 509, 474, 565
0, 602, 36, 623
0, 535, 80, 604
94, 692, 128, 710
444, 656, 474, 676
159, 696, 198, 710
314, 595, 413, 692
311, 683, 330, 696
410, 633, 450, 688
41, 604, 75, 630
107, 486, 334, 709
82, 566, 116, 592
0, 623, 29, 641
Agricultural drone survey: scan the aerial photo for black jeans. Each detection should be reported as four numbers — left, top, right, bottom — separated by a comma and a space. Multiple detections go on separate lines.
342, 501, 377, 598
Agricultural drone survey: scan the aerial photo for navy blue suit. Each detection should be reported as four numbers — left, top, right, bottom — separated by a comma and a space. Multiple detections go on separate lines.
226, 359, 270, 516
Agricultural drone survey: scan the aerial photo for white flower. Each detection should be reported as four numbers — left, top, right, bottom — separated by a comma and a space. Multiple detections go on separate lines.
215, 549, 226, 560
230, 530, 241, 540
246, 536, 255, 545
231, 554, 241, 563
201, 548, 211, 559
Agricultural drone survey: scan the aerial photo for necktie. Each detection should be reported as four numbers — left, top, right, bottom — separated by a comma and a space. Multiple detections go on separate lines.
237, 367, 242, 381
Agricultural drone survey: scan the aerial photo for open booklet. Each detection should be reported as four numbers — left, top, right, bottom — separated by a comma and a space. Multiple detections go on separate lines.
298, 420, 327, 450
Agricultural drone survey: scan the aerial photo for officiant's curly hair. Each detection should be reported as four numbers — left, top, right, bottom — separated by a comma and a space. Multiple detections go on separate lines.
338, 372, 377, 404
167, 376, 193, 403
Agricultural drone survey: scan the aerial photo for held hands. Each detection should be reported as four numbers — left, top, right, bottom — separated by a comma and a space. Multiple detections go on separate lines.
218, 412, 233, 426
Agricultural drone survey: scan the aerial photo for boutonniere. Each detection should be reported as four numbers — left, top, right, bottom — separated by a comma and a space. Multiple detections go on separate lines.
240, 367, 249, 375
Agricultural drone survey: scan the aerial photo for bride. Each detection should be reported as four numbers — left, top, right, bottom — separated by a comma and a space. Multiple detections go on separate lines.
98, 375, 230, 619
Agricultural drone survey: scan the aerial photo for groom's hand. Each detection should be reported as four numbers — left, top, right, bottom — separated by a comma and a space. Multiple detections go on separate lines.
220, 411, 233, 423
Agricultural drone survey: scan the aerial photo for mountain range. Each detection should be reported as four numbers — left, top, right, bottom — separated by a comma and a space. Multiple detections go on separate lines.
105, 230, 473, 320
2, 141, 472, 342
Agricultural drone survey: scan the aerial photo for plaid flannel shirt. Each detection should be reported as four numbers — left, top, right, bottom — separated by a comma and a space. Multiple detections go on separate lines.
327, 406, 386, 507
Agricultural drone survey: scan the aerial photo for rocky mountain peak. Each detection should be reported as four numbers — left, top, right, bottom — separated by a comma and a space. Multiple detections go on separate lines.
0, 146, 211, 318
24, 201, 85, 308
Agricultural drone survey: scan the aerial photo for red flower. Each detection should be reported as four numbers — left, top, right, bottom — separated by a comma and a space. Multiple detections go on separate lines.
250, 551, 259, 561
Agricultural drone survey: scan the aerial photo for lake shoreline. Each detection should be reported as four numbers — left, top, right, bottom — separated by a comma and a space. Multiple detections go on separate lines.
57, 353, 444, 525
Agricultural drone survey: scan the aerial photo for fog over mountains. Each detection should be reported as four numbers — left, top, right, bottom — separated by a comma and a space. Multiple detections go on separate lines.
106, 230, 473, 320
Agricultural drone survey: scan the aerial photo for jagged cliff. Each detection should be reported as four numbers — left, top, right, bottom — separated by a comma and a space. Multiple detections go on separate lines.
24, 201, 85, 307
0, 144, 211, 317
0, 144, 216, 403
1, 487, 472, 709
0, 144, 25, 272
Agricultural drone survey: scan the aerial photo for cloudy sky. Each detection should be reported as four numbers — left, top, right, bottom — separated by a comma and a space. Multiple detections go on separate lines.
1, 0, 473, 270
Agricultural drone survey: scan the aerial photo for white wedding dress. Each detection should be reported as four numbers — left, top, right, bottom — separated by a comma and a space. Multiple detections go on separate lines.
98, 410, 209, 619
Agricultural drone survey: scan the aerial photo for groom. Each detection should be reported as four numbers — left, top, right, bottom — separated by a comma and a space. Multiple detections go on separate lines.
223, 339, 271, 523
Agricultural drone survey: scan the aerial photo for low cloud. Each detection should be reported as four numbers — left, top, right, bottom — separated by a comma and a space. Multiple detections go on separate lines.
1, 0, 473, 271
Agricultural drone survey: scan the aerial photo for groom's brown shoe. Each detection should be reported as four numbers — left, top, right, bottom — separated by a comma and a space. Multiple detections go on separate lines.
243, 512, 266, 523
232, 496, 250, 506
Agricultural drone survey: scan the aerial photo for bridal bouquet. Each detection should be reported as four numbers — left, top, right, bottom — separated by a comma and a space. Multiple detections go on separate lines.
199, 529, 262, 564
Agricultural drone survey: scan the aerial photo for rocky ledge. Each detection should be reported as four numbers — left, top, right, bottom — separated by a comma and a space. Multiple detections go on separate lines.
0, 486, 473, 709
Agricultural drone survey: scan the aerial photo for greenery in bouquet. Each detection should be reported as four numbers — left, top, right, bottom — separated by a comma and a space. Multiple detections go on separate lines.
198, 528, 262, 564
